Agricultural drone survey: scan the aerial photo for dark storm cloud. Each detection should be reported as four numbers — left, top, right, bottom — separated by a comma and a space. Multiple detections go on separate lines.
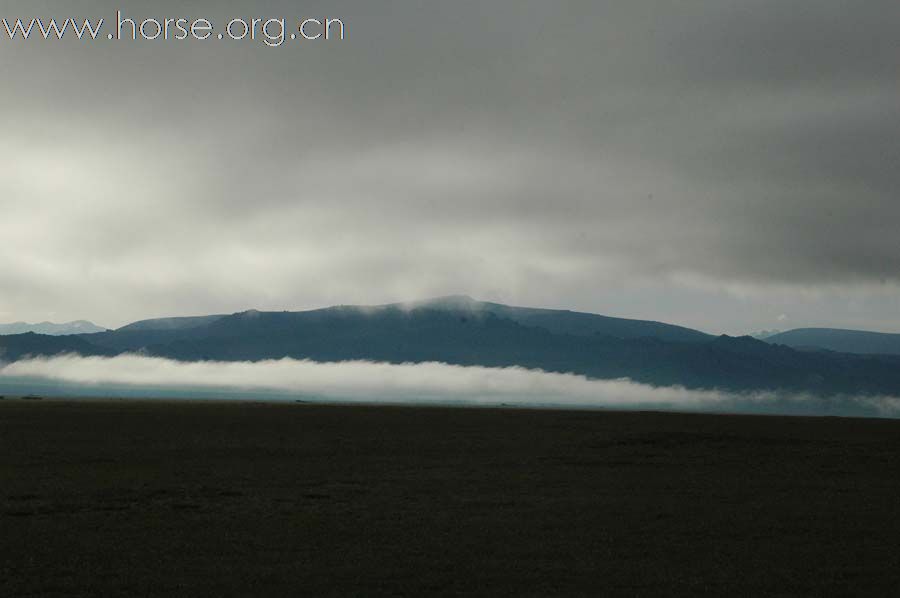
1, 0, 899, 332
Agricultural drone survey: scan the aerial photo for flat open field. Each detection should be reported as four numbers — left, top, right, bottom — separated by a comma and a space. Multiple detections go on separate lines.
2, 399, 900, 596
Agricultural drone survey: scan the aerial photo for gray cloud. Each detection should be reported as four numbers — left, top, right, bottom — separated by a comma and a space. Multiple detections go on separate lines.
1, 1, 899, 333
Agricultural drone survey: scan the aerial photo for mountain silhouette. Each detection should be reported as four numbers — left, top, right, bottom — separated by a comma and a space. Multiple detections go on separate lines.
3, 297, 900, 399
80, 297, 712, 354
0, 332, 114, 362
405, 296, 712, 342
0, 320, 106, 336
766, 328, 900, 356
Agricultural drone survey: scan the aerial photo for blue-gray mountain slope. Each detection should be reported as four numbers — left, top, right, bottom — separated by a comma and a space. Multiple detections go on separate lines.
766, 328, 900, 356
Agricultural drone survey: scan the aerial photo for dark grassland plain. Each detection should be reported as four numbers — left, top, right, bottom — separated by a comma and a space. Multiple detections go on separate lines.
2, 400, 900, 596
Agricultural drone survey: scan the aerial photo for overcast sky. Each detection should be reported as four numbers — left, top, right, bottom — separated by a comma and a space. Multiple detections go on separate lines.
2, 0, 899, 334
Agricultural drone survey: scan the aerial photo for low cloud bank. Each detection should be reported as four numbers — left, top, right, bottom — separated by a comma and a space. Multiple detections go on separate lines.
1, 354, 899, 418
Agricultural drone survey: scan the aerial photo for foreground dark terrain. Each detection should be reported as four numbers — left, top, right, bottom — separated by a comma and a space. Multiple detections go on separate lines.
2, 399, 900, 596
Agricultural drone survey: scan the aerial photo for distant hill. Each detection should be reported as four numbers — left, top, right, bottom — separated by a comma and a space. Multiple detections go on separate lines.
406, 296, 712, 343
766, 328, 900, 356
116, 315, 225, 332
79, 314, 228, 353
79, 296, 712, 354
65, 296, 900, 397
4, 297, 900, 399
0, 320, 106, 336
750, 330, 781, 340
0, 332, 114, 362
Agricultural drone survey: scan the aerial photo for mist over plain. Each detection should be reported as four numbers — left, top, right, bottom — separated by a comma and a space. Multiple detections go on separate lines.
2, 354, 899, 418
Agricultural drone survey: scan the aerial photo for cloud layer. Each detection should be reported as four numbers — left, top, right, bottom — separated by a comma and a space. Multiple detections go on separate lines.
2, 354, 899, 418
2, 1, 900, 334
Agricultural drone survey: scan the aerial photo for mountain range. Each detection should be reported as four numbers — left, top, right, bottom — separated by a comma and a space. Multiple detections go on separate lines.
2, 296, 900, 400
0, 320, 106, 336
763, 328, 900, 356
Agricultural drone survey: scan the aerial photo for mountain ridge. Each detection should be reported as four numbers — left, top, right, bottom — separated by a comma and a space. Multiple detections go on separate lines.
0, 320, 107, 336
3, 297, 900, 400
765, 328, 900, 356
